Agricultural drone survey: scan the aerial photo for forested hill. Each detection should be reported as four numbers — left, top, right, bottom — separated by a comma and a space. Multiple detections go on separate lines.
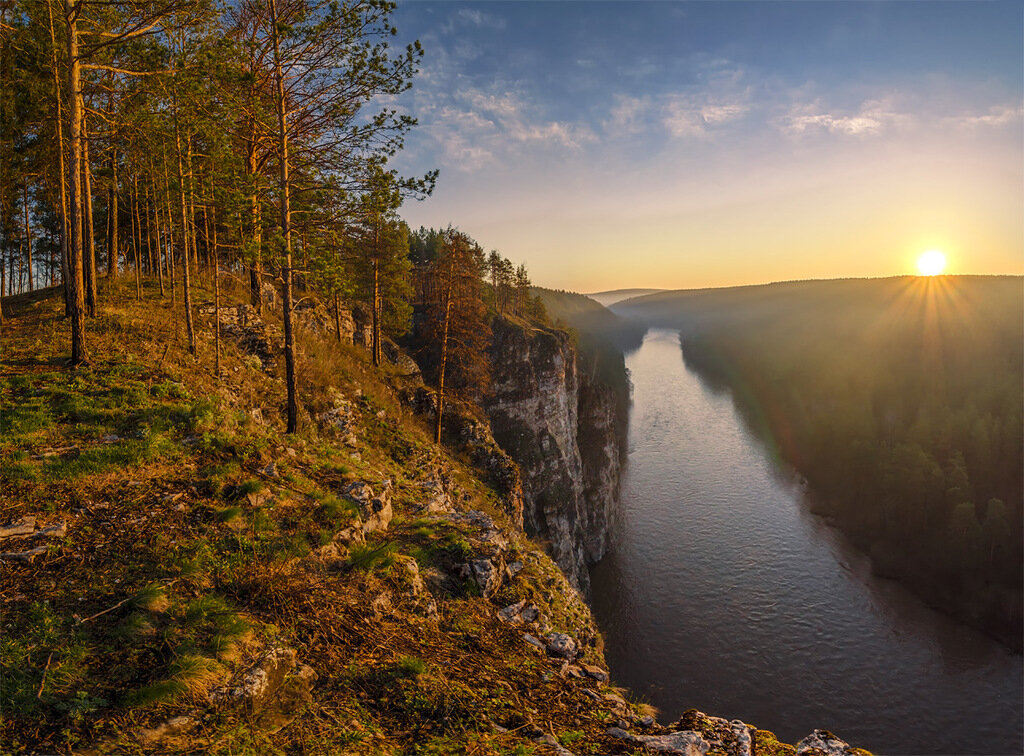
532, 287, 646, 354
616, 275, 1024, 648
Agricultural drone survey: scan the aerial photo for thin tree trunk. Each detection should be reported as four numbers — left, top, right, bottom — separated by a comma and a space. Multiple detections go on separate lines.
46, 0, 71, 314
372, 256, 380, 366
82, 125, 97, 315
334, 291, 342, 342
185, 134, 199, 282
161, 153, 176, 306
434, 280, 452, 445
132, 174, 142, 301
269, 0, 297, 433
248, 179, 262, 313
22, 184, 33, 291
212, 208, 220, 378
64, 0, 88, 364
148, 185, 163, 297
107, 151, 118, 278
172, 76, 195, 356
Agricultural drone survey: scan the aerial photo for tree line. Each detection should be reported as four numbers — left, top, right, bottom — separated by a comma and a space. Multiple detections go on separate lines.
1, 0, 545, 439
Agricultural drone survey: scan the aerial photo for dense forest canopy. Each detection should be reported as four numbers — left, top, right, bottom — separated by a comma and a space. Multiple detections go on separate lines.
616, 276, 1024, 646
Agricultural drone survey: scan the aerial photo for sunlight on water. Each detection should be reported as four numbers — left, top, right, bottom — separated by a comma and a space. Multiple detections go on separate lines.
589, 329, 1023, 755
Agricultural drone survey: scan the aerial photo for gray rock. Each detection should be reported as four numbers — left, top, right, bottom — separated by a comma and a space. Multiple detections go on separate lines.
498, 599, 527, 622
137, 714, 197, 748
520, 604, 540, 622
606, 727, 710, 755
470, 558, 500, 597
579, 663, 609, 683
369, 592, 392, 618
797, 729, 858, 756
211, 647, 296, 708
345, 481, 393, 534
522, 633, 546, 652
534, 733, 577, 756
545, 632, 579, 659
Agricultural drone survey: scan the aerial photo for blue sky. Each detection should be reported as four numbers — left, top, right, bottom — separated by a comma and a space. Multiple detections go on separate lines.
388, 1, 1023, 292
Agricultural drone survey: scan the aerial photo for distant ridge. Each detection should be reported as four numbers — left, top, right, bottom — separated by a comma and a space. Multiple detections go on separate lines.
585, 288, 664, 307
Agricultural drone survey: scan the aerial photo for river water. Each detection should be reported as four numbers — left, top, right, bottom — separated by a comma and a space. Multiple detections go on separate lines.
588, 329, 1023, 755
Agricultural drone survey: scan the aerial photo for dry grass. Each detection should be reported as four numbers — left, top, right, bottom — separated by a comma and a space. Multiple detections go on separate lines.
0, 278, 785, 756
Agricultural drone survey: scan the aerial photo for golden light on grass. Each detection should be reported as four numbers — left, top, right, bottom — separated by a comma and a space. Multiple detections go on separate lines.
917, 249, 947, 276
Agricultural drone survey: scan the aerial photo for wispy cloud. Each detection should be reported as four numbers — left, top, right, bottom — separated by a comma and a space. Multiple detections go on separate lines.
777, 95, 1021, 138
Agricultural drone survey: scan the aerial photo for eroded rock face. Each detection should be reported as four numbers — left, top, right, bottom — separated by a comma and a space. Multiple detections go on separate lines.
484, 319, 625, 591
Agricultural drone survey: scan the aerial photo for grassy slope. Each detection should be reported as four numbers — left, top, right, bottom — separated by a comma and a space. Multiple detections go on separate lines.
0, 279, 803, 756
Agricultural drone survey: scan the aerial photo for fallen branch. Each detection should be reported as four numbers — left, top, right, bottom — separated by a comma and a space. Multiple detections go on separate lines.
78, 596, 133, 624
0, 517, 36, 539
37, 652, 53, 699
0, 545, 48, 563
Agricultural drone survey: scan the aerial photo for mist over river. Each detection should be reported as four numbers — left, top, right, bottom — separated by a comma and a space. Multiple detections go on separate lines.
588, 329, 1023, 755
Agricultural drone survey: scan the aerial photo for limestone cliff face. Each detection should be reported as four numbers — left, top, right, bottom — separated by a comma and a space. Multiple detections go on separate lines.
485, 318, 625, 592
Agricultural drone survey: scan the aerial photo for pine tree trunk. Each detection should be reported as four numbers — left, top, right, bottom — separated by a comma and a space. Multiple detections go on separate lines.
64, 1, 88, 365
132, 175, 142, 301
22, 184, 33, 291
334, 291, 342, 342
149, 185, 163, 297
161, 153, 177, 306
434, 278, 453, 445
372, 256, 380, 366
247, 172, 262, 314
212, 209, 220, 378
82, 126, 97, 316
107, 151, 118, 278
46, 0, 71, 314
173, 112, 196, 355
269, 0, 297, 433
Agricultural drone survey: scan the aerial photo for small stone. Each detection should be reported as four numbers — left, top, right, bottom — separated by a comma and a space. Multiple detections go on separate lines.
507, 560, 525, 576
522, 633, 546, 652
580, 663, 609, 683
544, 632, 579, 659
262, 462, 278, 477
796, 729, 858, 756
369, 593, 392, 618
498, 599, 527, 622
286, 447, 297, 458
606, 727, 710, 755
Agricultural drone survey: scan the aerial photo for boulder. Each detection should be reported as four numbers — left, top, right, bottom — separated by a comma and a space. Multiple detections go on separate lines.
470, 558, 501, 598
606, 727, 710, 755
797, 730, 861, 756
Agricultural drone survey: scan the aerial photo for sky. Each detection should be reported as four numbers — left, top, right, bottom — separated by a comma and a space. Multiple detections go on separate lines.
387, 1, 1024, 292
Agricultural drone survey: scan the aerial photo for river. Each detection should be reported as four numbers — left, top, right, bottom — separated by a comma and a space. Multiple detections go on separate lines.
588, 328, 1023, 755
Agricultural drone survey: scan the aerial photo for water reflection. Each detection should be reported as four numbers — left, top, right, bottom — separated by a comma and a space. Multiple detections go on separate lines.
589, 329, 1023, 755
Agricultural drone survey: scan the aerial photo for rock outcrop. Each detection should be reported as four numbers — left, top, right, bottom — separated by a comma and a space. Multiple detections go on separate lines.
484, 318, 625, 591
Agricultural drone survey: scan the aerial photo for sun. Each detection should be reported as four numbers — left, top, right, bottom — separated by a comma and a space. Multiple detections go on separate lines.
917, 249, 947, 276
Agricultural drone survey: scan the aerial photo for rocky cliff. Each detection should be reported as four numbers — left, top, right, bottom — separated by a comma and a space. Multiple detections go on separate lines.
484, 318, 626, 592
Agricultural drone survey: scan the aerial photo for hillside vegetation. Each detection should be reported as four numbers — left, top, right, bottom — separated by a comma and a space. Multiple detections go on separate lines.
0, 280, 830, 755
616, 276, 1023, 647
